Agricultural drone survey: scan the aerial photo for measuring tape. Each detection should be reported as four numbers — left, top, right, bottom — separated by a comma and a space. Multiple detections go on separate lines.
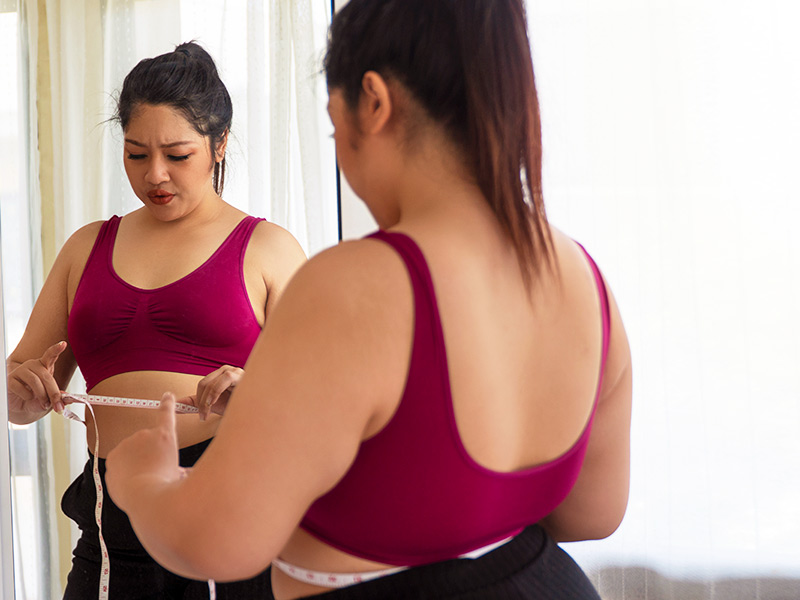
60, 393, 215, 600
63, 392, 200, 413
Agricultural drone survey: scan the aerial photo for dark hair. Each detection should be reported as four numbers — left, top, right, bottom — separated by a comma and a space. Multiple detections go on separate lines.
115, 41, 232, 196
325, 0, 554, 285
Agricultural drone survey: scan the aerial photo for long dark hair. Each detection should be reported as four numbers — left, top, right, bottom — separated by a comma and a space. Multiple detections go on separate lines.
325, 0, 554, 285
115, 41, 232, 196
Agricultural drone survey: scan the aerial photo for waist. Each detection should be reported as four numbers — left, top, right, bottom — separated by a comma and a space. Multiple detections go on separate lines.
80, 372, 220, 456
272, 535, 518, 591
87, 437, 213, 468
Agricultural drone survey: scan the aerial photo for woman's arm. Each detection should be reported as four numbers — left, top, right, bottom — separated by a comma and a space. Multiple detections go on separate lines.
539, 278, 633, 542
6, 223, 101, 423
106, 238, 413, 581
260, 224, 307, 322
247, 221, 308, 324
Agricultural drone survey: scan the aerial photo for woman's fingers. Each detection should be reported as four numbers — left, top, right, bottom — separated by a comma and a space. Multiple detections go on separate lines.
40, 340, 67, 370
195, 366, 243, 420
18, 341, 68, 409
159, 392, 178, 434
10, 366, 50, 410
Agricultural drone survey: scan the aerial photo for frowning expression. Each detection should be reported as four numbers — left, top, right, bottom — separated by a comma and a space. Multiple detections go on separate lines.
123, 103, 223, 220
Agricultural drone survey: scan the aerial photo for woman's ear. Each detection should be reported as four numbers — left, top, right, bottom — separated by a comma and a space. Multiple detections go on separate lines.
215, 130, 229, 163
359, 71, 393, 135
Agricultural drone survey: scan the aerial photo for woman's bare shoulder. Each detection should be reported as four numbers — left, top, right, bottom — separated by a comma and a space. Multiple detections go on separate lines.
54, 220, 106, 270
249, 219, 305, 257
549, 226, 592, 269
64, 219, 105, 246
296, 236, 407, 292
244, 220, 307, 293
269, 236, 412, 339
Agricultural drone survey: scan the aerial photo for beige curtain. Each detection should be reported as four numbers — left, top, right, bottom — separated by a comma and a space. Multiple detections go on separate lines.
21, 0, 113, 590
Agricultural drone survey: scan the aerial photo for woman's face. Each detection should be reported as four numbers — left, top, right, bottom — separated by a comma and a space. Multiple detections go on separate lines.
123, 103, 221, 220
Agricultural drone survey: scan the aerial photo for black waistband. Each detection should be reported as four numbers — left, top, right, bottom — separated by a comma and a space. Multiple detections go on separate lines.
63, 437, 214, 554
88, 437, 213, 470
290, 525, 598, 599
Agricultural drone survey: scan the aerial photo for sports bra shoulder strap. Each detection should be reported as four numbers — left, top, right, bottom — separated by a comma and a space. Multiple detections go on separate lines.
99, 215, 122, 242
237, 215, 266, 234
91, 215, 122, 260
574, 242, 611, 367
366, 230, 437, 301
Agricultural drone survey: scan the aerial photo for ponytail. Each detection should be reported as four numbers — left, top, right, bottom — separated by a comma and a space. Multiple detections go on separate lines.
456, 0, 554, 285
325, 0, 554, 285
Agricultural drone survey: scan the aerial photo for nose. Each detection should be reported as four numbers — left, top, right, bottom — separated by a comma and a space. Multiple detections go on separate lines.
144, 156, 169, 186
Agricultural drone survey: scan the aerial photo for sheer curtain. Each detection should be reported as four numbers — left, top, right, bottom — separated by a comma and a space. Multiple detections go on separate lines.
522, 1, 800, 598
10, 0, 337, 597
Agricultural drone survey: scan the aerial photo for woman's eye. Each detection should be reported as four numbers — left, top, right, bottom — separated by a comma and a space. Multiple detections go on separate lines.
127, 154, 146, 160
168, 154, 191, 162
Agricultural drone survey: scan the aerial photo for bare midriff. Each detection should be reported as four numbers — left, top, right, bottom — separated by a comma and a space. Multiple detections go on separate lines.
81, 370, 221, 457
271, 528, 398, 600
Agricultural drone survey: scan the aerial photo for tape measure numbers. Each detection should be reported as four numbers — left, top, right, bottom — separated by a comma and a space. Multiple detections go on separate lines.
60, 393, 215, 600
63, 392, 200, 413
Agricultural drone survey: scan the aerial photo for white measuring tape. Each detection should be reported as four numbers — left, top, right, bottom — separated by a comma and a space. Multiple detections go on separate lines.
60, 393, 216, 600
63, 392, 200, 413
271, 535, 515, 588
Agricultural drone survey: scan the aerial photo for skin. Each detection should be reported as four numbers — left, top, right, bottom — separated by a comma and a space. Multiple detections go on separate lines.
6, 103, 307, 456
105, 75, 632, 600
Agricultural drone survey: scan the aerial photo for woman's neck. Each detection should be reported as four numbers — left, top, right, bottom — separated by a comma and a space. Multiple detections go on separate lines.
377, 134, 487, 230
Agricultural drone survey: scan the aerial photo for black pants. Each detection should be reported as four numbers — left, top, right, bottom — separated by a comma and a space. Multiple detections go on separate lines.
61, 439, 272, 599
298, 525, 601, 600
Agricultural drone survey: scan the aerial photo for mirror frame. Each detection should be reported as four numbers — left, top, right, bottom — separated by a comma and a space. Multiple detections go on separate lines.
1, 247, 16, 597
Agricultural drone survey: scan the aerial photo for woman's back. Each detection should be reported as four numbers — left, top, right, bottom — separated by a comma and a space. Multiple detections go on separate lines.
301, 221, 607, 553
271, 189, 628, 598
409, 219, 604, 475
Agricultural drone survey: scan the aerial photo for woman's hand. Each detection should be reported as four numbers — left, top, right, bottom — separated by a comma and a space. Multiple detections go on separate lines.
180, 365, 244, 421
106, 392, 185, 514
7, 341, 67, 422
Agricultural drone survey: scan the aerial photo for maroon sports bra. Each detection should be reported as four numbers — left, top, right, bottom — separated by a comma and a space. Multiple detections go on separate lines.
301, 230, 611, 566
68, 215, 264, 391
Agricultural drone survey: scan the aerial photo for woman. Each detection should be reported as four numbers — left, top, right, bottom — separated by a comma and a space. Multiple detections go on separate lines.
106, 2, 632, 599
6, 42, 306, 598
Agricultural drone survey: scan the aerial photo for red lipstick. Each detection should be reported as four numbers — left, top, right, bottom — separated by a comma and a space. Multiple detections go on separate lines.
147, 189, 174, 205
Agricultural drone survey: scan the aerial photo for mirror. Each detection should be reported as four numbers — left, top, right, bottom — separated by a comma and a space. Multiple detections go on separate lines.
0, 246, 15, 599
3, 1, 338, 597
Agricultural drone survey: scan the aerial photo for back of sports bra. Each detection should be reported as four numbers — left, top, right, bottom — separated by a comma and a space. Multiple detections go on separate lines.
68, 216, 264, 391
301, 230, 611, 566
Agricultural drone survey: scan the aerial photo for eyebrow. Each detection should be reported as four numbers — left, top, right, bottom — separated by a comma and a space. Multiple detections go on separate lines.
124, 139, 197, 148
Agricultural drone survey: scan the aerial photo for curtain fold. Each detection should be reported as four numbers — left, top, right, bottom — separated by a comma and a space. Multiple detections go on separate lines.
43, 0, 106, 250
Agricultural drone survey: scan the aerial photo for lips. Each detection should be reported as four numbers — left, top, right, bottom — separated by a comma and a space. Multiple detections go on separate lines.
147, 189, 175, 205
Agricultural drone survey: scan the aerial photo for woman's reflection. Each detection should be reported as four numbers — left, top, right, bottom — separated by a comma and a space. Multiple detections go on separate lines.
5, 41, 306, 598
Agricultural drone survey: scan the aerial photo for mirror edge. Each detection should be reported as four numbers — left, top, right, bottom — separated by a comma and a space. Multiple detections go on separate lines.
0, 246, 16, 597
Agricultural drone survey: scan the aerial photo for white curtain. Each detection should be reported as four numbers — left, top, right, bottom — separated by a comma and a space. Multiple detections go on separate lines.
7, 0, 337, 597
522, 0, 800, 598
